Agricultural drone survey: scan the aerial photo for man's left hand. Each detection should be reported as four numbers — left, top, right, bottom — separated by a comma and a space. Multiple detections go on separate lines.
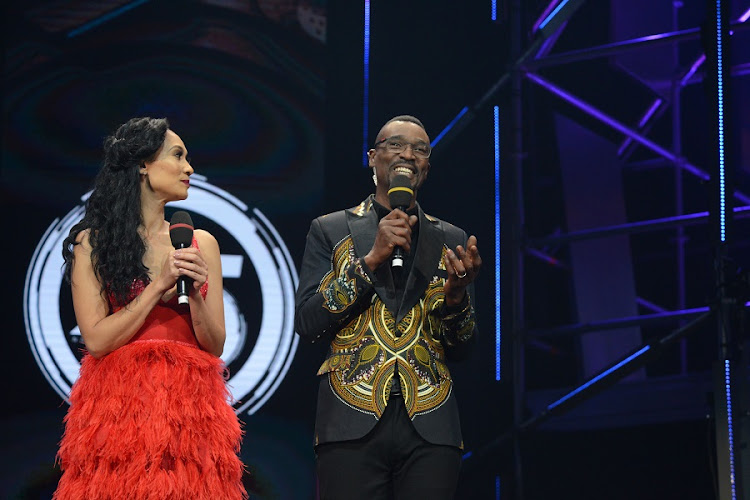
443, 235, 481, 307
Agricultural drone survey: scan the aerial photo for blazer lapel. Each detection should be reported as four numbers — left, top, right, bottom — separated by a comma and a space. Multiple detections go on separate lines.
396, 206, 443, 323
346, 196, 399, 314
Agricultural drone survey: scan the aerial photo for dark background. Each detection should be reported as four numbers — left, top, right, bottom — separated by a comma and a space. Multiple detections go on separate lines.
3, 0, 750, 499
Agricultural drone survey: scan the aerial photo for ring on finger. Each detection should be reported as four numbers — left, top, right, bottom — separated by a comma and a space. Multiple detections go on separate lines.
457, 271, 467, 279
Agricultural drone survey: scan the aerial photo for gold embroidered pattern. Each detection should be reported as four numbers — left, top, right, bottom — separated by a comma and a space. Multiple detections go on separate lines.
322, 278, 357, 312
319, 235, 454, 419
319, 237, 367, 313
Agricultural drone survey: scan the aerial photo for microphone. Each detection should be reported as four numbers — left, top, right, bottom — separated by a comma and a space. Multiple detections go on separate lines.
169, 210, 194, 305
387, 174, 414, 268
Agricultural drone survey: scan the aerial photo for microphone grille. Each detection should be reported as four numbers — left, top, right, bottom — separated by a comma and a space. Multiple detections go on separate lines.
169, 210, 194, 247
388, 174, 413, 208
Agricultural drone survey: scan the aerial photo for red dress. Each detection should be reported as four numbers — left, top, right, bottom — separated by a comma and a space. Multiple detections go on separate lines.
54, 274, 247, 500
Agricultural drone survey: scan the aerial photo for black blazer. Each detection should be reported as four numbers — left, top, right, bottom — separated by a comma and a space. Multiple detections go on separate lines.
295, 196, 477, 448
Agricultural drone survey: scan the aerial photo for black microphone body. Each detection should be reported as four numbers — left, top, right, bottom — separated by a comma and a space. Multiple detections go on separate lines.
387, 175, 415, 268
169, 211, 194, 305
391, 212, 407, 268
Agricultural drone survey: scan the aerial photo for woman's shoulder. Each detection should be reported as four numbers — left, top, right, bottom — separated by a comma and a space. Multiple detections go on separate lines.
194, 229, 219, 251
74, 228, 93, 252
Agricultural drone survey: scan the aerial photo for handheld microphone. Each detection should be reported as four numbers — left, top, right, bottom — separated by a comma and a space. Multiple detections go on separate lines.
387, 174, 414, 268
169, 211, 194, 305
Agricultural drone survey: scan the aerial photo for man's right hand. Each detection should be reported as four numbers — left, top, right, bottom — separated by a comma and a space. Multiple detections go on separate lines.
363, 209, 418, 271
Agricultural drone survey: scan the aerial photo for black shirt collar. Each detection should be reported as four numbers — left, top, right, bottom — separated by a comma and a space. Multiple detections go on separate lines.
372, 198, 419, 220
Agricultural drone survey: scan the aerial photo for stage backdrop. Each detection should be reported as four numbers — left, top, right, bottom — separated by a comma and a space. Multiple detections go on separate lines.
2, 1, 326, 498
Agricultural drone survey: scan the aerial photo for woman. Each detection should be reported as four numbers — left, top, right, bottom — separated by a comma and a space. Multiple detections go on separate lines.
55, 117, 247, 499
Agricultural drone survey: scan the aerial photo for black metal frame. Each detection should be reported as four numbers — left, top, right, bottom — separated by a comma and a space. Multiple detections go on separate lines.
440, 1, 750, 498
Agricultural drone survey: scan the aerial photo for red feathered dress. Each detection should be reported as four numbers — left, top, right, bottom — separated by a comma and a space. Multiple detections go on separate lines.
54, 276, 247, 500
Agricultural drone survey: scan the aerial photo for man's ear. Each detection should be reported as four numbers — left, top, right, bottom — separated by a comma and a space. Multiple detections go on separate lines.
367, 148, 376, 166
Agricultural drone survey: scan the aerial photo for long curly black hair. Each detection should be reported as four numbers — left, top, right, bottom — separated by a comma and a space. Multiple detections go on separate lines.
62, 117, 169, 306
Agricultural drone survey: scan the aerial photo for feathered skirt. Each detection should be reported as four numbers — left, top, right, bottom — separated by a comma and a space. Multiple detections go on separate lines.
54, 340, 247, 500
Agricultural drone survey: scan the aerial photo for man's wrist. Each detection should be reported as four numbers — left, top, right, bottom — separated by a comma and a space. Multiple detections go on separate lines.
445, 288, 469, 315
363, 253, 381, 272
444, 289, 467, 309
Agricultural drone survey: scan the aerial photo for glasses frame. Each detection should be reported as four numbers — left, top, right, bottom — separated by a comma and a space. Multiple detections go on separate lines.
373, 136, 432, 159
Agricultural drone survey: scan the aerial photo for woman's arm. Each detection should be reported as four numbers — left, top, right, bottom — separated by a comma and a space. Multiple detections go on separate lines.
71, 231, 175, 359
179, 229, 226, 357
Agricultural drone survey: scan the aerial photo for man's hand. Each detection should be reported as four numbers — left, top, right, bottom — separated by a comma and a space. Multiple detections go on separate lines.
443, 235, 481, 307
363, 209, 418, 271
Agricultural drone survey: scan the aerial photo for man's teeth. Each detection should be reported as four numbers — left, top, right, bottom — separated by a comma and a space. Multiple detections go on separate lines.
394, 167, 413, 175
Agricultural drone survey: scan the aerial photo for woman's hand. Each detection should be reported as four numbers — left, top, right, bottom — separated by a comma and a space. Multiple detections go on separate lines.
153, 250, 181, 296
173, 247, 209, 294
153, 246, 208, 297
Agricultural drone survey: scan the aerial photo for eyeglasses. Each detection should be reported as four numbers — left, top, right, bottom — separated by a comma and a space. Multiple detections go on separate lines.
374, 136, 432, 159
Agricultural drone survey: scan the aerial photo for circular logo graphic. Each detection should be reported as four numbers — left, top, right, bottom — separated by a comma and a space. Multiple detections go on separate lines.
23, 175, 298, 415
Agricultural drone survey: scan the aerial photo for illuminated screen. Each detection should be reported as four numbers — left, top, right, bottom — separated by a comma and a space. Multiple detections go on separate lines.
3, 1, 325, 497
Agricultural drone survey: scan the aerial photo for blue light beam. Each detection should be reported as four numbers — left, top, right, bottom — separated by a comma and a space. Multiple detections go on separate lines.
724, 359, 737, 500
538, 0, 569, 31
362, 0, 371, 166
494, 106, 501, 381
547, 346, 651, 411
431, 107, 469, 147
716, 0, 726, 242
68, 0, 150, 38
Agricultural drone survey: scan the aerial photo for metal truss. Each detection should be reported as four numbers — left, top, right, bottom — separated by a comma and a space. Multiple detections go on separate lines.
436, 1, 750, 499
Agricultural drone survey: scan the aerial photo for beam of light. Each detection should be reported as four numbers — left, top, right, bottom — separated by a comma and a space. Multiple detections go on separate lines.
491, 0, 497, 21
715, 1, 726, 242
638, 98, 663, 128
681, 54, 707, 86
619, 4, 750, 156
525, 72, 718, 184
67, 0, 150, 38
725, 360, 737, 499
636, 297, 668, 314
538, 0, 569, 31
362, 0, 371, 165
532, 0, 563, 33
546, 346, 651, 411
494, 106, 501, 381
617, 98, 663, 156
496, 476, 501, 500
431, 107, 469, 147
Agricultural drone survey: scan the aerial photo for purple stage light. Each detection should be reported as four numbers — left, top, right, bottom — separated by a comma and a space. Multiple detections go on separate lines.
638, 99, 663, 128
681, 54, 707, 87
525, 72, 750, 205
525, 72, 708, 179
617, 98, 664, 156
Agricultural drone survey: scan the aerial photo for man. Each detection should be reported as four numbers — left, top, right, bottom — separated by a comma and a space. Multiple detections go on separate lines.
295, 115, 481, 499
